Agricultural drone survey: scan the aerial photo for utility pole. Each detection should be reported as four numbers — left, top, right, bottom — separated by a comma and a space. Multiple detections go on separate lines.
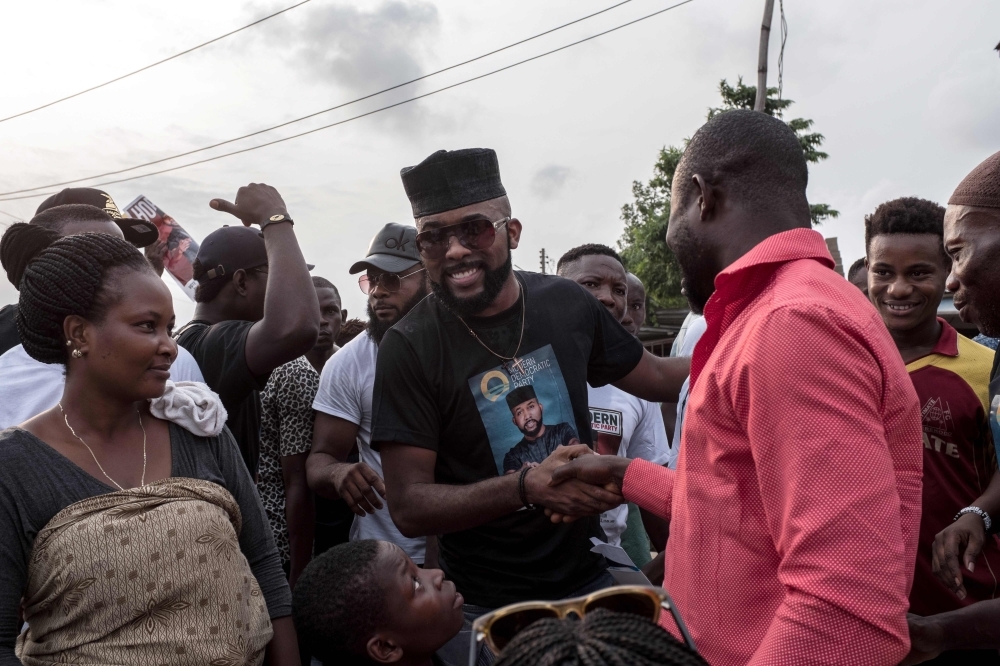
539, 248, 548, 274
754, 0, 776, 112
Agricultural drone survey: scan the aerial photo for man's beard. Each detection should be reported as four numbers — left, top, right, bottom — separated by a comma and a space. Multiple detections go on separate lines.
431, 244, 513, 318
366, 285, 429, 345
518, 418, 542, 438
669, 225, 714, 314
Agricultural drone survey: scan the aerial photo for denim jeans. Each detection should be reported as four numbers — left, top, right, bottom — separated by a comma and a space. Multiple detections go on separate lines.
436, 569, 617, 666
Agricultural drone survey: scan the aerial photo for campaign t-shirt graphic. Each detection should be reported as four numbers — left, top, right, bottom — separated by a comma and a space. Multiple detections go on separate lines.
468, 344, 578, 475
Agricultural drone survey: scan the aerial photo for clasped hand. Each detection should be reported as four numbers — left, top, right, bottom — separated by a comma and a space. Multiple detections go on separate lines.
523, 445, 630, 524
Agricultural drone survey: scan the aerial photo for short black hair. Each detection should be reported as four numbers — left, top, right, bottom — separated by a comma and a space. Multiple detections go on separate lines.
494, 608, 708, 666
28, 204, 115, 235
864, 197, 949, 264
847, 257, 867, 283
1, 225, 153, 364
312, 276, 340, 300
556, 244, 624, 273
337, 318, 367, 347
674, 109, 810, 221
293, 540, 387, 665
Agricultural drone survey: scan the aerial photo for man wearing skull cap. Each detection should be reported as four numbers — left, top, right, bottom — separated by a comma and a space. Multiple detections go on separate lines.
502, 385, 580, 474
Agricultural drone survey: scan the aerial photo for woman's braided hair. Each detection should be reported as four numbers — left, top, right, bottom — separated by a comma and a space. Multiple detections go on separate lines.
1, 224, 153, 364
493, 608, 707, 666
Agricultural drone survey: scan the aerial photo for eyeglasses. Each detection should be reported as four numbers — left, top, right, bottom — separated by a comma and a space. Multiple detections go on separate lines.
467, 585, 695, 664
414, 217, 509, 260
358, 267, 426, 295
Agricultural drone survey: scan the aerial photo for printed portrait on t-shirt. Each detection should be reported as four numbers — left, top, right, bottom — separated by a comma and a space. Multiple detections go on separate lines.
468, 344, 578, 475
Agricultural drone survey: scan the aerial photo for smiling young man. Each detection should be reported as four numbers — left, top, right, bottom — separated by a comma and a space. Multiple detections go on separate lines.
308, 224, 429, 566
368, 149, 689, 653
865, 199, 1000, 646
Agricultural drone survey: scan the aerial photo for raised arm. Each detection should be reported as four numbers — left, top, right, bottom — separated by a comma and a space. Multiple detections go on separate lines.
210, 184, 319, 376
378, 443, 623, 538
612, 351, 690, 403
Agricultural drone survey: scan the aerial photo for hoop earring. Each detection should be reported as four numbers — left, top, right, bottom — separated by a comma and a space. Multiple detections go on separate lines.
71, 349, 83, 359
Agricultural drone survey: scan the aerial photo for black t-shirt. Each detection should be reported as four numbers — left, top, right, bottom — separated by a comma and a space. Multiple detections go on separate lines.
0, 305, 19, 356
371, 271, 644, 608
175, 319, 270, 476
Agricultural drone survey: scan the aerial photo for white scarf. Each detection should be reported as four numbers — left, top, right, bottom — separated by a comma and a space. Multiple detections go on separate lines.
148, 381, 228, 437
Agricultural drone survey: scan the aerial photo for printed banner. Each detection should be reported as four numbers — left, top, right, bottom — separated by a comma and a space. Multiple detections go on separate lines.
468, 344, 579, 475
124, 195, 199, 300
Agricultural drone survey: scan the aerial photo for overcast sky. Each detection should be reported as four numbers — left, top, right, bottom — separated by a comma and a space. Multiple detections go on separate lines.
1, 0, 998, 323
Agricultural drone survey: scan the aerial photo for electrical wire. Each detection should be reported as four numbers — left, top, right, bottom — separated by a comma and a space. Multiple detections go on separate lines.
0, 0, 696, 202
0, 0, 639, 197
0, 0, 313, 124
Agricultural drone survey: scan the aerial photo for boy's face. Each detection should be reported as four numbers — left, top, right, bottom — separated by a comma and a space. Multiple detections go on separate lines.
368, 543, 465, 663
867, 233, 949, 334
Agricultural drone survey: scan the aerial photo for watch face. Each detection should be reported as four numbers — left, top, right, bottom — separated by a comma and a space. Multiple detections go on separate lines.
269, 214, 285, 222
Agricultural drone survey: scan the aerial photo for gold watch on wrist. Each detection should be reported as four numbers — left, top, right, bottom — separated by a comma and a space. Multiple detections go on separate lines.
259, 213, 293, 230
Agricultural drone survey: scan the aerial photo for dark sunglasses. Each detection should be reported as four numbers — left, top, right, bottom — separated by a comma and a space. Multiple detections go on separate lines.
358, 266, 426, 295
414, 217, 509, 260
467, 585, 695, 664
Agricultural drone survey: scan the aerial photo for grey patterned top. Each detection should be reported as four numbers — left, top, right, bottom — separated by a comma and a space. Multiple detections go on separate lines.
258, 356, 320, 566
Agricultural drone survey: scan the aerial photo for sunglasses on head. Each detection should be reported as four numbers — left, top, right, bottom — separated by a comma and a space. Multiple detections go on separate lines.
358, 266, 426, 295
467, 585, 695, 664
414, 217, 509, 260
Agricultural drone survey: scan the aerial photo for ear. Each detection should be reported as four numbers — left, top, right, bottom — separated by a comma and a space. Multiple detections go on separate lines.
63, 314, 91, 358
864, 257, 870, 270
691, 174, 717, 222
507, 218, 522, 251
232, 269, 249, 297
341, 308, 348, 320
366, 634, 403, 664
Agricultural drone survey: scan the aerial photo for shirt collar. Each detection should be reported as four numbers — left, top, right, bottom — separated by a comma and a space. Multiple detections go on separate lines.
931, 317, 959, 357
713, 228, 835, 297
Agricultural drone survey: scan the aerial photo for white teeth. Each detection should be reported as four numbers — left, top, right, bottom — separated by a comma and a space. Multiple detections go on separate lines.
887, 304, 914, 311
450, 268, 478, 279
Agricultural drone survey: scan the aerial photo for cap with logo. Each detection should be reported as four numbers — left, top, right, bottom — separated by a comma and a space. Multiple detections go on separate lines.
349, 223, 421, 275
36, 188, 158, 248
194, 225, 314, 284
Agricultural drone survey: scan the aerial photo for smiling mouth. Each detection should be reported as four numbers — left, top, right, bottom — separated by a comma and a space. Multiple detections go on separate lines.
884, 303, 918, 313
445, 265, 483, 288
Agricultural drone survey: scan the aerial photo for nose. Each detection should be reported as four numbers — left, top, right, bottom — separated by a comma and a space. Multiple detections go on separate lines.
429, 568, 445, 590
159, 333, 178, 361
886, 276, 912, 299
444, 234, 472, 262
946, 271, 960, 293
596, 287, 616, 310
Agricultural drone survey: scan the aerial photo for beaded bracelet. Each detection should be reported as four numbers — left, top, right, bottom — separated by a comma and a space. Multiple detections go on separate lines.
518, 466, 534, 510
955, 506, 993, 532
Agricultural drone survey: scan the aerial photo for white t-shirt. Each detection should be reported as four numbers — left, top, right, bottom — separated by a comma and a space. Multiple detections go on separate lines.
667, 314, 707, 470
588, 383, 670, 546
312, 333, 426, 563
0, 344, 205, 430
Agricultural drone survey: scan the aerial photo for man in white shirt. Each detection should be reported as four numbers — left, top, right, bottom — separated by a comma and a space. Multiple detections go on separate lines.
667, 312, 706, 470
556, 245, 670, 550
307, 224, 429, 564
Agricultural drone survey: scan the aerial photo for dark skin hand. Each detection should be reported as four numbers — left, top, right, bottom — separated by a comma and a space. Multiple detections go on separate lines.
902, 600, 1000, 665
932, 469, 1000, 599
546, 454, 633, 523
280, 451, 313, 590
197, 183, 319, 377
379, 443, 622, 538
307, 413, 386, 515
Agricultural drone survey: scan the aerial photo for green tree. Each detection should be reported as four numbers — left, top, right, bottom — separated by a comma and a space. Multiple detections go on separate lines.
619, 78, 838, 314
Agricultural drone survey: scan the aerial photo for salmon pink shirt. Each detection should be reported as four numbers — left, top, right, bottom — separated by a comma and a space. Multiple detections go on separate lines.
624, 228, 923, 665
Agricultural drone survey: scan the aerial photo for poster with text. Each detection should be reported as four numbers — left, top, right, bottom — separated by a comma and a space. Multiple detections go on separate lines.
125, 195, 199, 300
468, 344, 579, 475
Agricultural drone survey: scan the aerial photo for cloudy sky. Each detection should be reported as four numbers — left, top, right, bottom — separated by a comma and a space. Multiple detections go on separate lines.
1, 0, 997, 323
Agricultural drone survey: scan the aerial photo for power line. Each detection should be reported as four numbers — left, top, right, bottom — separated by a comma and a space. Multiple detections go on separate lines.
0, 0, 640, 197
0, 0, 314, 124
0, 0, 697, 202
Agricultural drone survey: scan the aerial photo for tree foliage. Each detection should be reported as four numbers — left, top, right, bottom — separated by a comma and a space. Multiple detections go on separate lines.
619, 78, 838, 314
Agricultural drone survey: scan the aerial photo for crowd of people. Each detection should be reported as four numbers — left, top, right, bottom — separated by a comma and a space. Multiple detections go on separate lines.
0, 107, 997, 666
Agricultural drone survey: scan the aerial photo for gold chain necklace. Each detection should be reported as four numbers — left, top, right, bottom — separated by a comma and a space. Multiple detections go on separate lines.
451, 281, 527, 374
59, 402, 147, 491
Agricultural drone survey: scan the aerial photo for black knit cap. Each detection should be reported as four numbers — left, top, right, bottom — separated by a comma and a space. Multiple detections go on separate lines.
949, 150, 1000, 209
400, 148, 507, 218
505, 384, 537, 412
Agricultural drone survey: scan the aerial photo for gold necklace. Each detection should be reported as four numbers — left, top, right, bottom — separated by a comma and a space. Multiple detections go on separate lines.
59, 402, 147, 491
451, 281, 527, 374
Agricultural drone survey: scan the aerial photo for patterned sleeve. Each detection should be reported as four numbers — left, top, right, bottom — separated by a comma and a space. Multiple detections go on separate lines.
277, 361, 319, 458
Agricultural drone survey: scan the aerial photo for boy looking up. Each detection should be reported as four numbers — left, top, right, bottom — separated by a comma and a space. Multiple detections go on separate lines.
293, 540, 464, 665
865, 197, 1000, 638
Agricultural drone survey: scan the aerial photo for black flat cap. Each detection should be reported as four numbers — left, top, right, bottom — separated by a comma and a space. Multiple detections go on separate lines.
36, 188, 158, 248
400, 148, 507, 218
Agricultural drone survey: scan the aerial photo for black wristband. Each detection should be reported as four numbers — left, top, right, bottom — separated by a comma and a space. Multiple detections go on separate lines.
518, 466, 534, 510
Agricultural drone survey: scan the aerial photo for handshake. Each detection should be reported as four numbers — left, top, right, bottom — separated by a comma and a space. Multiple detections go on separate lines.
519, 445, 633, 523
